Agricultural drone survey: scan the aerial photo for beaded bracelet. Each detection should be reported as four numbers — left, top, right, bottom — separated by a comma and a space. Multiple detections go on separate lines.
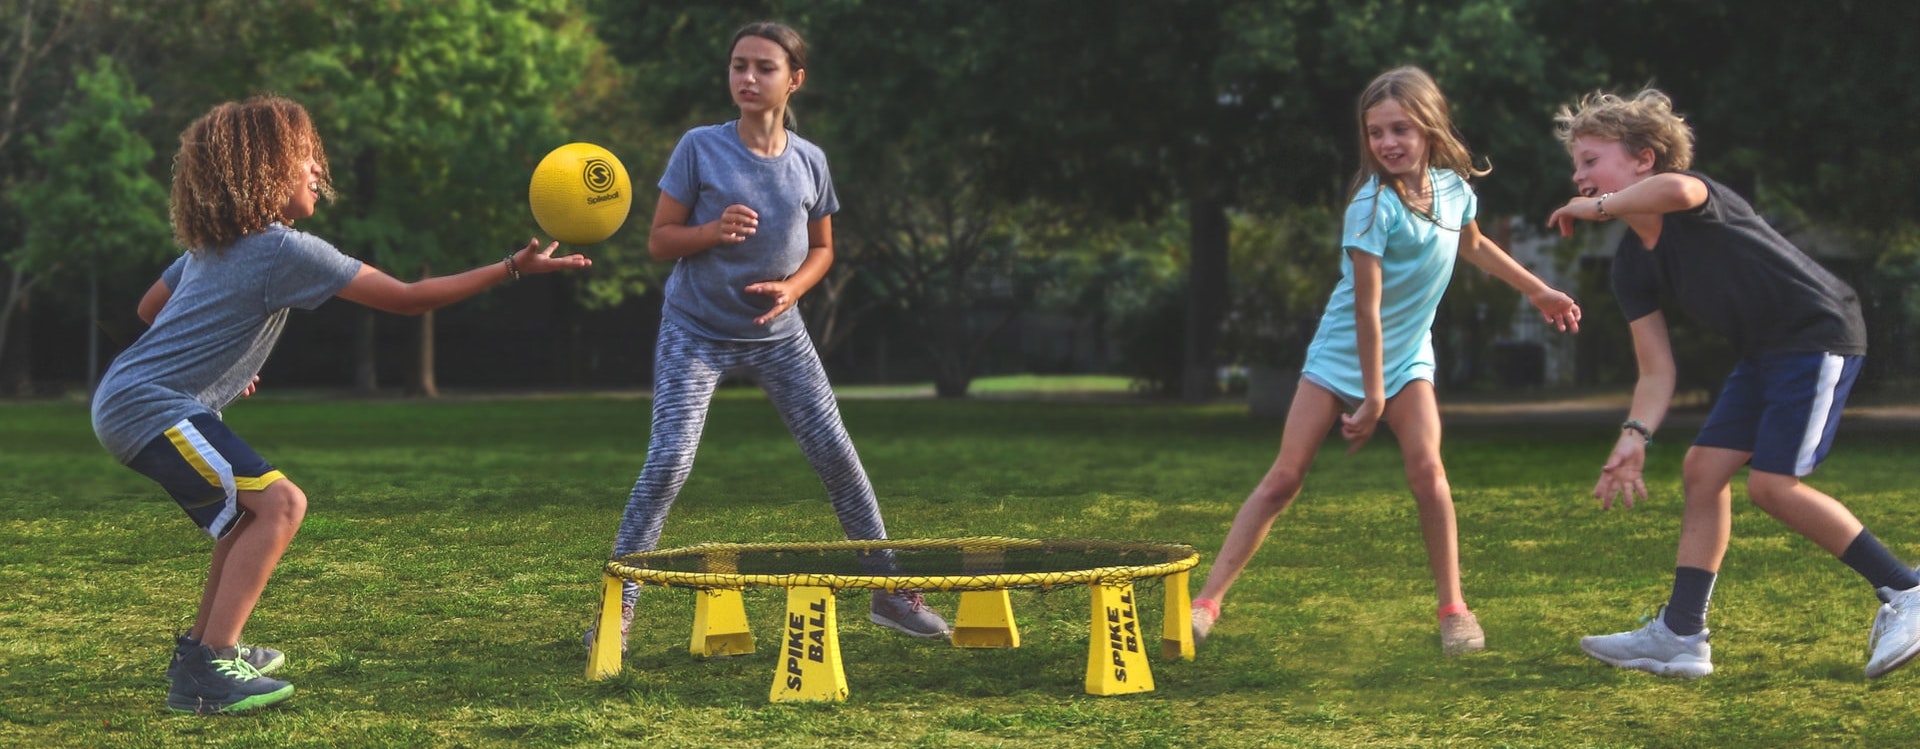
503, 253, 521, 281
1621, 419, 1652, 446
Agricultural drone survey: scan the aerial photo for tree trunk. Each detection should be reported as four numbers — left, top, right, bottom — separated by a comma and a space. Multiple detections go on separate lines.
353, 308, 378, 393
1181, 193, 1229, 401
2, 283, 33, 396
411, 306, 438, 398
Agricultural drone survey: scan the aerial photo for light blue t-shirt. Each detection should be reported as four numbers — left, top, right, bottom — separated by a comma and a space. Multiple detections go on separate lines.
1301, 169, 1476, 402
92, 224, 362, 463
657, 121, 840, 342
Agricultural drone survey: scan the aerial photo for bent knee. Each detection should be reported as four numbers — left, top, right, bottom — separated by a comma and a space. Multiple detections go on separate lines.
1744, 471, 1802, 511
242, 479, 308, 526
1255, 466, 1307, 502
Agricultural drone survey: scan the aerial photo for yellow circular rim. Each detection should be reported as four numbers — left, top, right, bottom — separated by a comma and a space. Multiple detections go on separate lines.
605, 536, 1198, 591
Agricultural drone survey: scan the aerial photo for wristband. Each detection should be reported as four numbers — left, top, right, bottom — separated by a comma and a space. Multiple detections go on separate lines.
1595, 192, 1614, 220
1621, 419, 1652, 446
504, 253, 521, 281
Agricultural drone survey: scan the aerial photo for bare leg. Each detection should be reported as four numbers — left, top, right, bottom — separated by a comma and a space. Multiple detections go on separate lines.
1195, 380, 1343, 604
196, 480, 306, 649
1746, 469, 1865, 557
1676, 446, 1746, 571
1379, 381, 1462, 610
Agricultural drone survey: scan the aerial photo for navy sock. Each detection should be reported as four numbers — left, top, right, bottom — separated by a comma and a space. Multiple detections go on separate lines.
1661, 566, 1716, 637
1841, 529, 1920, 595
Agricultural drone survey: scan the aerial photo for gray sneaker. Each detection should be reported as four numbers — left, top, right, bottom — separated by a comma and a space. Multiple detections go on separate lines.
168, 633, 283, 681
1440, 611, 1487, 656
1191, 599, 1219, 645
870, 590, 950, 639
166, 644, 295, 715
1866, 585, 1920, 679
1580, 608, 1713, 679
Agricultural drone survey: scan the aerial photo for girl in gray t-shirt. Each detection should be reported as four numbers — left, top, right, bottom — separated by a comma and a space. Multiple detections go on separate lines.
93, 95, 588, 715
599, 22, 950, 649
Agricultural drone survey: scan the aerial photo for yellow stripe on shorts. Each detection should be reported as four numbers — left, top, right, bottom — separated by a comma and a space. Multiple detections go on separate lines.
235, 471, 287, 492
166, 426, 225, 489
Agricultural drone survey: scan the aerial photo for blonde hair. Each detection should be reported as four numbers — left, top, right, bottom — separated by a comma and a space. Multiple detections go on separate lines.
169, 95, 333, 251
1553, 88, 1694, 173
1348, 66, 1488, 220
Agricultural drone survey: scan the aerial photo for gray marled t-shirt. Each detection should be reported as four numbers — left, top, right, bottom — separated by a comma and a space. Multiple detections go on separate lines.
91, 224, 362, 463
657, 121, 839, 341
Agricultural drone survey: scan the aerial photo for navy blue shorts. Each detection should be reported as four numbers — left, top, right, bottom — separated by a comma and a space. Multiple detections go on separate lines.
124, 414, 286, 539
1694, 352, 1862, 477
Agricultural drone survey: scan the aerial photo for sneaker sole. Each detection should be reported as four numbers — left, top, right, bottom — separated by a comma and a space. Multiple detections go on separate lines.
166, 684, 295, 715
1866, 637, 1920, 679
869, 613, 950, 639
1442, 637, 1487, 657
1580, 643, 1713, 679
251, 654, 285, 676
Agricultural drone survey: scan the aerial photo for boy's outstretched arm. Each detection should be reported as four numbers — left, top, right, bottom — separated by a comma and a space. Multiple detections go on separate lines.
336, 238, 591, 316
1547, 173, 1709, 236
1456, 221, 1582, 333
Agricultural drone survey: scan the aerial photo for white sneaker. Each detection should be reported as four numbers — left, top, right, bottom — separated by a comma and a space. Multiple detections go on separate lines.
1866, 585, 1920, 679
1580, 609, 1713, 679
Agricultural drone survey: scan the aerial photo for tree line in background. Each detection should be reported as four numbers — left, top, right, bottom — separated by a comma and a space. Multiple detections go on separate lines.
2, 0, 1915, 400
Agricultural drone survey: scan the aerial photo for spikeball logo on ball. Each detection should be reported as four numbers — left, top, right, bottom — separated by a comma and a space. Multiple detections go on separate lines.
529, 142, 632, 245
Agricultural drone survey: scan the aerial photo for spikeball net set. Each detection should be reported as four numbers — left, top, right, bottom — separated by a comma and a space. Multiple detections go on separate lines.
587, 537, 1200, 701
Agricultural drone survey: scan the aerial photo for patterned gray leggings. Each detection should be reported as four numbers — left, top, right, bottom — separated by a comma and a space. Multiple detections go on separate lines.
610, 319, 888, 604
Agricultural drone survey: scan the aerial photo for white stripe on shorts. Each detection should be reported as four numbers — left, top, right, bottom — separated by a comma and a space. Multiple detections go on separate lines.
1793, 354, 1845, 476
174, 418, 241, 538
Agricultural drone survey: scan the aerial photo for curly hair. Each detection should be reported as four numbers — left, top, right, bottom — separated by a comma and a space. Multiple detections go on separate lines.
1553, 88, 1695, 173
1348, 66, 1490, 220
169, 95, 333, 251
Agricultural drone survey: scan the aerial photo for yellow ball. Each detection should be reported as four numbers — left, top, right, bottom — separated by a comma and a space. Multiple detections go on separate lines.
528, 142, 632, 245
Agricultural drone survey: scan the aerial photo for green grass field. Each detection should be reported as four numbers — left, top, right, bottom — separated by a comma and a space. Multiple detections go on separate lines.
4, 391, 1919, 747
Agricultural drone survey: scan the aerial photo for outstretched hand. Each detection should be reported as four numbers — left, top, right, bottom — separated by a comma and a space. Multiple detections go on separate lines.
1530, 288, 1583, 333
1546, 195, 1607, 237
513, 238, 593, 275
1592, 440, 1649, 510
745, 279, 800, 326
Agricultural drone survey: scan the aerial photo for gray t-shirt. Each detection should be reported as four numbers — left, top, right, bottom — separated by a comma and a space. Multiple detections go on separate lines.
657, 121, 839, 341
92, 224, 363, 463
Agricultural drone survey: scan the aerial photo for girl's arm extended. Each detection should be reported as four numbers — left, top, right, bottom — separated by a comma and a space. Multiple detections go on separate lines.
1457, 220, 1582, 333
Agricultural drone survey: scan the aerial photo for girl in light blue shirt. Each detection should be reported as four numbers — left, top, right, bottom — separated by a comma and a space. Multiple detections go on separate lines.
1191, 67, 1583, 657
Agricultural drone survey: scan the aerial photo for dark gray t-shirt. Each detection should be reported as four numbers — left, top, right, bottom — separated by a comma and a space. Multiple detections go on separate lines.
1612, 172, 1866, 357
92, 224, 362, 463
657, 121, 839, 341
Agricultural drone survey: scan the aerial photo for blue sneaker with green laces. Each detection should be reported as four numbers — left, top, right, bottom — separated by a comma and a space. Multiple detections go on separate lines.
166, 644, 295, 715
168, 632, 284, 681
